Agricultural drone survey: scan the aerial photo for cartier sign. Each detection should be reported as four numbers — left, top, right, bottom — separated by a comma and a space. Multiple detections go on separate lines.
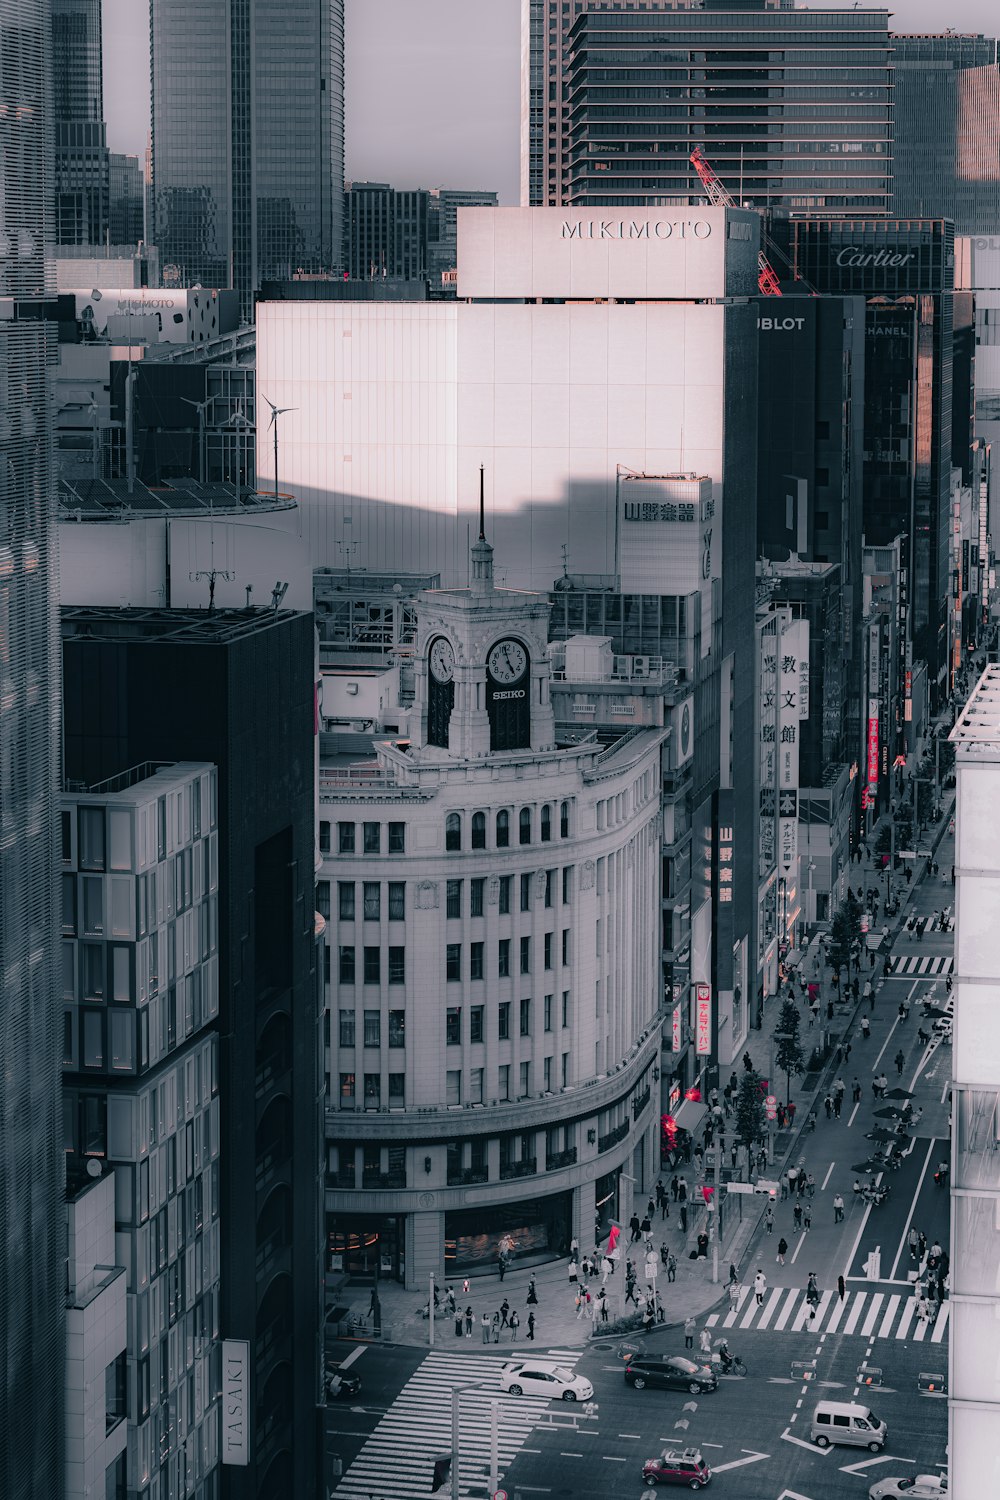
834, 246, 914, 269
561, 219, 712, 241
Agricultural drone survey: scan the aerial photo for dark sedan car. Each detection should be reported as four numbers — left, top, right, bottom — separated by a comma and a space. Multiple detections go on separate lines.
624, 1353, 718, 1394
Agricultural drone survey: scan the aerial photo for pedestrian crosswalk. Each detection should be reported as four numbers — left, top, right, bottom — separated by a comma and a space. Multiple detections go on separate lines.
334, 1349, 582, 1498
707, 1285, 949, 1344
889, 954, 953, 977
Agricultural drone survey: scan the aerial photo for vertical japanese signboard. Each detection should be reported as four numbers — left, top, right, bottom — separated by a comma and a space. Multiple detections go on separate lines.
778, 619, 806, 872
759, 623, 778, 878
222, 1339, 250, 1466
694, 984, 712, 1055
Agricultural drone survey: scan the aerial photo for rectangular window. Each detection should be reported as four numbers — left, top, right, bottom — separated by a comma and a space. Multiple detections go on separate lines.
470, 878, 485, 917
498, 1001, 510, 1040
520, 935, 531, 974
340, 1073, 355, 1106
110, 1010, 134, 1072
544, 932, 553, 969
388, 946, 405, 985
562, 866, 573, 904
79, 807, 105, 871
498, 1063, 510, 1101
364, 1073, 380, 1108
499, 876, 511, 915
544, 870, 554, 908
470, 1005, 484, 1043
388, 822, 405, 854
520, 873, 532, 912
363, 1010, 380, 1047
388, 1072, 405, 1105
544, 994, 553, 1031
363, 882, 381, 921
446, 1070, 462, 1106
446, 943, 462, 981
324, 946, 331, 984
319, 821, 331, 854
562, 990, 570, 1027
388, 1010, 405, 1047
339, 1009, 355, 1047
363, 947, 381, 984
338, 823, 355, 854
562, 929, 570, 964
363, 822, 381, 855
338, 883, 355, 921
469, 1067, 484, 1105
543, 1056, 552, 1092
446, 1008, 461, 1045
498, 938, 510, 977
519, 1060, 530, 1098
339, 946, 355, 984
470, 942, 484, 981
83, 1010, 104, 1068
388, 881, 405, 920
446, 880, 462, 919
561, 1052, 569, 1087
82, 943, 105, 1001
520, 997, 531, 1036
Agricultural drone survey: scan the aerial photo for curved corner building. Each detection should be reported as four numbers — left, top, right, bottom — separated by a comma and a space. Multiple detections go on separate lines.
0, 1, 65, 1496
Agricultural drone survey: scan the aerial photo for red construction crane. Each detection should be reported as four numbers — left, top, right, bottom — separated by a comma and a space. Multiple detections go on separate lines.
690, 146, 783, 297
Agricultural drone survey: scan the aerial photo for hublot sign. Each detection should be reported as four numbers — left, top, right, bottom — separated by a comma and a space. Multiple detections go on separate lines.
561, 219, 712, 241
834, 246, 914, 269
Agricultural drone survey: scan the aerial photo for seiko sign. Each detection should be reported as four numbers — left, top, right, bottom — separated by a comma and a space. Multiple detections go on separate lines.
561, 219, 712, 241
834, 247, 914, 269
491, 689, 526, 701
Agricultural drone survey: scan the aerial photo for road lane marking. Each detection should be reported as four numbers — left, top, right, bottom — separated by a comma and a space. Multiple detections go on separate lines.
894, 1299, 916, 1340
878, 1295, 901, 1339
824, 1292, 847, 1333
601, 1455, 626, 1462
822, 1161, 835, 1189
338, 1345, 367, 1369
859, 1293, 884, 1336
872, 1014, 901, 1072
753, 1287, 784, 1329
774, 1287, 800, 1330
790, 1228, 808, 1265
888, 1138, 936, 1281
841, 1182, 874, 1280
842, 1292, 867, 1334
712, 1450, 769, 1474
782, 1427, 832, 1453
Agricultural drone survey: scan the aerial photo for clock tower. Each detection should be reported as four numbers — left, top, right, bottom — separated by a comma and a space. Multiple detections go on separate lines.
415, 472, 556, 760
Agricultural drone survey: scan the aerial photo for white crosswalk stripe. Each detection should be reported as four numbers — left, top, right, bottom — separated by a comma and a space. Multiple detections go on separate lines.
889, 954, 953, 976
706, 1287, 947, 1344
334, 1349, 584, 1497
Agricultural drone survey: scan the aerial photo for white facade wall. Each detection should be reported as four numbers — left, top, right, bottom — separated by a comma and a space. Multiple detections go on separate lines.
256, 296, 732, 593
65, 1172, 127, 1500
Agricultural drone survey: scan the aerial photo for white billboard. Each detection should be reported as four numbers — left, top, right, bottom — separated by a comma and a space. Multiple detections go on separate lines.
221, 1339, 250, 1466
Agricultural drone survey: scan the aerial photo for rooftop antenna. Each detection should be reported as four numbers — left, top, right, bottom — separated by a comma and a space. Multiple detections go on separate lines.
478, 463, 486, 540
560, 541, 570, 579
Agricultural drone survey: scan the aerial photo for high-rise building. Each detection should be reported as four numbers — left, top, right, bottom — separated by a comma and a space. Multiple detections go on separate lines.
109, 151, 145, 247
63, 606, 322, 1500
892, 33, 1000, 234
52, 0, 109, 245
150, 0, 345, 311
427, 187, 498, 294
526, 1, 892, 215
948, 664, 1000, 1495
344, 182, 429, 282
0, 3, 65, 1497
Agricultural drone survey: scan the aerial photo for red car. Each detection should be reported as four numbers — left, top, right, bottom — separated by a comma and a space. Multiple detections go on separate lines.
642, 1446, 712, 1489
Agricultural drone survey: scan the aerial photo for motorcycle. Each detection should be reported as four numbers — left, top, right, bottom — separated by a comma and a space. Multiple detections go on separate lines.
709, 1349, 747, 1377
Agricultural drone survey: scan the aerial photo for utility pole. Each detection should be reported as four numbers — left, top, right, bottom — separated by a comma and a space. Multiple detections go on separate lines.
428, 1271, 435, 1348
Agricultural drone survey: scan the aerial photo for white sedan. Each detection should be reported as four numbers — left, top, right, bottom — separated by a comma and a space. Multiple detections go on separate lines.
869, 1476, 947, 1500
499, 1360, 593, 1402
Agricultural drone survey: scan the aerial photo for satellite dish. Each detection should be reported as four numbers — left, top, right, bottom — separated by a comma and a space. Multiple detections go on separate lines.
86, 1158, 102, 1177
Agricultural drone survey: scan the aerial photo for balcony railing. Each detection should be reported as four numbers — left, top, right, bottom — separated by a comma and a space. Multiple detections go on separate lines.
546, 1147, 578, 1172
632, 1087, 651, 1120
447, 1166, 489, 1187
361, 1170, 406, 1190
598, 1120, 630, 1154
499, 1158, 537, 1182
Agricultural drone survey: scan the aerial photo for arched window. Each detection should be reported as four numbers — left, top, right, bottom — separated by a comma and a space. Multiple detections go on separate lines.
519, 808, 532, 846
445, 813, 461, 852
496, 810, 510, 848
560, 801, 570, 838
471, 811, 486, 849
540, 804, 552, 843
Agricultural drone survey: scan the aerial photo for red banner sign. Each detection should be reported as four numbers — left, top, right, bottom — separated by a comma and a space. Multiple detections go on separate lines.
695, 984, 712, 1055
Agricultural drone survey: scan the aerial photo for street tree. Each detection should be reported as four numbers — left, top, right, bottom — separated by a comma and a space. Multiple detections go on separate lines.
775, 999, 805, 1104
735, 1069, 766, 1155
827, 890, 862, 983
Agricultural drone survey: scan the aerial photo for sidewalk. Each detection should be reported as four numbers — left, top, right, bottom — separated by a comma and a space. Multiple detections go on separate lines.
332, 799, 958, 1361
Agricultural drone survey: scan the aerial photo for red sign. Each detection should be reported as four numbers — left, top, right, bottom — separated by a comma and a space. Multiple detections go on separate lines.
866, 700, 879, 790
672, 1004, 682, 1053
695, 984, 712, 1055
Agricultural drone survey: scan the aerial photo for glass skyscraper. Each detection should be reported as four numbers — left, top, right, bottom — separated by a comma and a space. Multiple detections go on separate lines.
557, 2, 893, 214
151, 0, 345, 313
51, 0, 110, 245
892, 33, 1000, 234
0, 2, 65, 1497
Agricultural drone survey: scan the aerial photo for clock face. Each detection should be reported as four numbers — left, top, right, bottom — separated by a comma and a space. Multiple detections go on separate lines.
487, 638, 528, 685
429, 636, 455, 683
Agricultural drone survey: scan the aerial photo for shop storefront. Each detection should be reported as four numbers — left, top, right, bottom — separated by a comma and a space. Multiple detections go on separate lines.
327, 1214, 405, 1284
445, 1191, 572, 1276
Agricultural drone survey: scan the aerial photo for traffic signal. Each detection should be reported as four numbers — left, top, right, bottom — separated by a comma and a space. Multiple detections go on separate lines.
431, 1453, 452, 1493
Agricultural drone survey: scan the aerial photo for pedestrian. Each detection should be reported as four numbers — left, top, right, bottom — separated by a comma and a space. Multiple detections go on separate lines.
670, 1174, 679, 1201
754, 1269, 767, 1306
465, 1306, 474, 1338
833, 1193, 844, 1223
679, 1203, 688, 1233
803, 1203, 812, 1232
527, 1276, 538, 1306
492, 1311, 501, 1343
793, 1202, 803, 1231
787, 1165, 798, 1195
780, 1170, 789, 1201
510, 1310, 519, 1340
481, 1312, 490, 1344
729, 1279, 742, 1310
667, 1251, 677, 1283
833, 1092, 842, 1118
861, 1016, 871, 1039
598, 1291, 608, 1324
764, 1205, 774, 1235
894, 1049, 905, 1077
872, 1078, 880, 1102
807, 1173, 816, 1198
455, 1306, 464, 1337
699, 1328, 712, 1358
824, 1094, 833, 1119
852, 1076, 862, 1104
908, 1227, 919, 1261
684, 1315, 696, 1349
878, 1072, 888, 1097
776, 1236, 788, 1266
898, 1001, 908, 1024
677, 1176, 688, 1204
568, 1258, 579, 1285
643, 1302, 655, 1335
498, 1255, 506, 1283
527, 1310, 536, 1341
628, 1212, 641, 1243
500, 1298, 510, 1328
918, 1230, 927, 1261
837, 1274, 846, 1302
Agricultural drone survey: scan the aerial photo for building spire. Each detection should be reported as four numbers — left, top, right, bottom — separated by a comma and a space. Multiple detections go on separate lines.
470, 464, 494, 593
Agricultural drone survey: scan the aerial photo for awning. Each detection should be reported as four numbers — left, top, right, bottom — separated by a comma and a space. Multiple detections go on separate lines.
670, 1098, 709, 1134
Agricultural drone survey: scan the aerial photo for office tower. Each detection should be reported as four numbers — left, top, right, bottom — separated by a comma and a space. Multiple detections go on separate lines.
427, 187, 498, 293
344, 182, 429, 282
948, 665, 1000, 1496
892, 33, 1000, 234
562, 3, 892, 215
62, 762, 222, 1499
0, 4, 65, 1499
322, 551, 663, 1291
109, 151, 145, 247
52, 0, 110, 245
63, 606, 322, 1500
151, 0, 345, 312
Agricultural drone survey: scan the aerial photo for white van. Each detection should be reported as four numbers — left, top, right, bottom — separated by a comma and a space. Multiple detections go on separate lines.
810, 1401, 887, 1451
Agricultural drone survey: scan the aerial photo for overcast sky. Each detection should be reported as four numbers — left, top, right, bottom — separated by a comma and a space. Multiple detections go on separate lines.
103, 0, 998, 207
